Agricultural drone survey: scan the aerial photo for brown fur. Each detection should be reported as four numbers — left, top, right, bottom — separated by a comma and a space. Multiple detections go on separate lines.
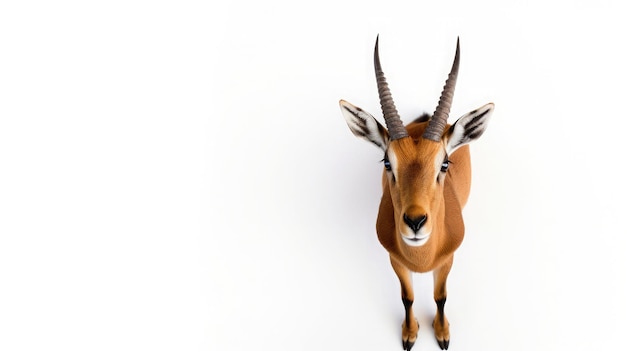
376, 119, 471, 348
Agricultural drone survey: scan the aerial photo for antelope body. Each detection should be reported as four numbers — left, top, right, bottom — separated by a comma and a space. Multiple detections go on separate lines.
339, 37, 494, 350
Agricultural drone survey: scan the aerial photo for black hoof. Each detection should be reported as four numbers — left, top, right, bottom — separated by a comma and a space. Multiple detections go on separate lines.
403, 339, 415, 351
436, 338, 449, 350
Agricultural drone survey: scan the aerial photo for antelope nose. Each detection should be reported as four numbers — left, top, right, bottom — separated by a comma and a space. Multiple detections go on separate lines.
403, 214, 427, 233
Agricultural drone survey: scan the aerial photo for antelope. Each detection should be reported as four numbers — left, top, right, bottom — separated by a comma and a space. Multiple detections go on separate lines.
339, 37, 494, 350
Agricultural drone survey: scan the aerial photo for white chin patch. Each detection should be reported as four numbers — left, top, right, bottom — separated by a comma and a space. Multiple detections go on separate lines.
401, 234, 430, 247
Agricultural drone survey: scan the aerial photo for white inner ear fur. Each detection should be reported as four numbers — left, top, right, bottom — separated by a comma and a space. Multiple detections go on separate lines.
340, 100, 389, 151
445, 103, 494, 155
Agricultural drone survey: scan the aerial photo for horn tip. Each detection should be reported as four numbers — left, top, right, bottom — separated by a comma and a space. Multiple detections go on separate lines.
374, 35, 381, 69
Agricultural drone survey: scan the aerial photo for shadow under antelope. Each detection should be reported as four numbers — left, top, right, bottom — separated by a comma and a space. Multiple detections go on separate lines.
339, 36, 494, 350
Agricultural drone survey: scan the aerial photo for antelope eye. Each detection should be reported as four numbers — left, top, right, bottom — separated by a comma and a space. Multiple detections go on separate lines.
440, 160, 449, 172
383, 159, 391, 171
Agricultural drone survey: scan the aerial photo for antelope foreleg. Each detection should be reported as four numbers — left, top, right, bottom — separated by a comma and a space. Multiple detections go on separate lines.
432, 257, 453, 350
390, 256, 418, 351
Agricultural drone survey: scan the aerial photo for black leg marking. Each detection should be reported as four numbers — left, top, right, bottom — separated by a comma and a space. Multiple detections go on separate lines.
402, 297, 413, 326
401, 296, 417, 350
402, 297, 415, 351
434, 297, 450, 349
435, 297, 446, 325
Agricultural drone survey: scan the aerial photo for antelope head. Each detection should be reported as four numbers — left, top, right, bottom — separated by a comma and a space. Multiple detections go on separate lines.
340, 37, 494, 247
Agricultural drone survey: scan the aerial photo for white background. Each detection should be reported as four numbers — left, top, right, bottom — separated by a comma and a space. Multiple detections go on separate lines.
1, 1, 625, 350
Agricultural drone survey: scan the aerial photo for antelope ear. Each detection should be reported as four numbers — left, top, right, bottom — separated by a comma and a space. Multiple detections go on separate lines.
445, 103, 494, 155
340, 99, 389, 151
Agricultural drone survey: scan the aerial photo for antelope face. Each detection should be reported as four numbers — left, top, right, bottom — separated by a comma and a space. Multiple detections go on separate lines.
339, 36, 493, 247
385, 137, 447, 246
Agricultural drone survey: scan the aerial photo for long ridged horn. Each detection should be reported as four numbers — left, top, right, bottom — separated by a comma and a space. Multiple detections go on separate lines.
374, 36, 408, 140
423, 37, 460, 142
